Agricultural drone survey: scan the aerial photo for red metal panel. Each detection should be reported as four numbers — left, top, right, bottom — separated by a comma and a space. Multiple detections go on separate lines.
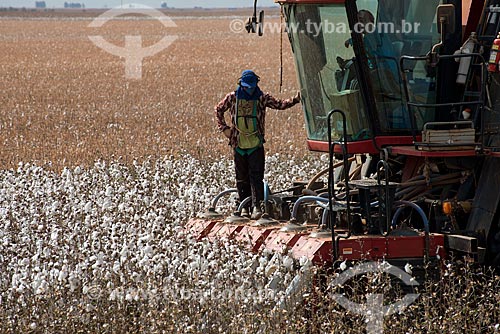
206, 222, 225, 240
307, 136, 419, 154
386, 236, 425, 258
186, 218, 446, 263
430, 234, 446, 259
234, 226, 278, 252
390, 146, 477, 157
401, 156, 423, 182
289, 236, 333, 265
337, 234, 446, 261
184, 219, 218, 241
338, 237, 387, 260
207, 223, 243, 241
386, 234, 445, 258
260, 230, 308, 253
487, 150, 500, 158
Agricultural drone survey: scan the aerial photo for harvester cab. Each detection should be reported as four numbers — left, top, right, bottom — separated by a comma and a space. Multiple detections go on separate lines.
189, 0, 500, 269
274, 0, 500, 266
282, 0, 481, 153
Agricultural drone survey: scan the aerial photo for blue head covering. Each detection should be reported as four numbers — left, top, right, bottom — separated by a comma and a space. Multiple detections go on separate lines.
235, 70, 263, 100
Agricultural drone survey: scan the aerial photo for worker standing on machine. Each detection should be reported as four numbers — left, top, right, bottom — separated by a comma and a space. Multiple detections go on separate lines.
214, 70, 301, 219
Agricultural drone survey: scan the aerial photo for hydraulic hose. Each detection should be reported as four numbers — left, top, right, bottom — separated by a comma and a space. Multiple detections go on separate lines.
237, 196, 253, 213
391, 200, 431, 260
391, 200, 429, 234
290, 196, 329, 220
210, 188, 238, 210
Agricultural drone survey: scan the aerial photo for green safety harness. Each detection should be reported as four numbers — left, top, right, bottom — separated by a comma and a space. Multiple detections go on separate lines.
234, 98, 262, 155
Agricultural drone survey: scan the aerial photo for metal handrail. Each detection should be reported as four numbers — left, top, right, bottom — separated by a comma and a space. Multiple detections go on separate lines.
376, 160, 391, 237
327, 109, 351, 261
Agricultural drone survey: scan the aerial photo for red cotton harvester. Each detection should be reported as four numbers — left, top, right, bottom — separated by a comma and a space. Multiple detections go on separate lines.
187, 0, 500, 277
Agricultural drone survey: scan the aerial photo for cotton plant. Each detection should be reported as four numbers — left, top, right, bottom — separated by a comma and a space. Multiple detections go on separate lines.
0, 153, 321, 333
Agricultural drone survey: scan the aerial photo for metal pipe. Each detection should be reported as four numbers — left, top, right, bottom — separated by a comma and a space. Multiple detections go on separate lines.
377, 160, 391, 237
327, 109, 351, 261
321, 206, 329, 228
289, 196, 329, 220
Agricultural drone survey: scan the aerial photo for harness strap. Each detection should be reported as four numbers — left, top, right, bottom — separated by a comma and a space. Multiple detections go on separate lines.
235, 98, 259, 136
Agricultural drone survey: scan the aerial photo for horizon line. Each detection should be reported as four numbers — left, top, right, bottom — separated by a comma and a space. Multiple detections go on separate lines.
0, 4, 279, 9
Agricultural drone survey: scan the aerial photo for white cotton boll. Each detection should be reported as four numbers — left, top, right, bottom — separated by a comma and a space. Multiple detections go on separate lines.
105, 186, 113, 197
35, 280, 48, 295
117, 202, 127, 212
92, 257, 103, 269
11, 274, 19, 289
19, 258, 30, 267
340, 260, 347, 271
404, 263, 413, 275
256, 266, 264, 275
299, 256, 311, 267
58, 268, 68, 283
131, 272, 141, 283
120, 245, 128, 258
16, 284, 26, 294
143, 245, 153, 256
102, 198, 114, 211
84, 202, 92, 214
113, 261, 121, 274
262, 248, 273, 258
109, 290, 118, 301
51, 201, 60, 212
31, 253, 39, 262
50, 230, 59, 242
283, 256, 294, 271
68, 275, 80, 292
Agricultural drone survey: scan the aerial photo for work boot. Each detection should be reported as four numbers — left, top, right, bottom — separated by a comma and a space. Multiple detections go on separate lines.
250, 206, 262, 220
241, 208, 250, 218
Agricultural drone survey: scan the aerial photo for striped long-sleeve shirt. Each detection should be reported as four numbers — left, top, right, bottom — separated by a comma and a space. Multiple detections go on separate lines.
214, 91, 300, 148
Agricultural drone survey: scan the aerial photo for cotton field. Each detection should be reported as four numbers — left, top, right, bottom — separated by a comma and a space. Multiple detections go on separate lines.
0, 154, 326, 333
1, 8, 500, 334
1, 154, 498, 334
